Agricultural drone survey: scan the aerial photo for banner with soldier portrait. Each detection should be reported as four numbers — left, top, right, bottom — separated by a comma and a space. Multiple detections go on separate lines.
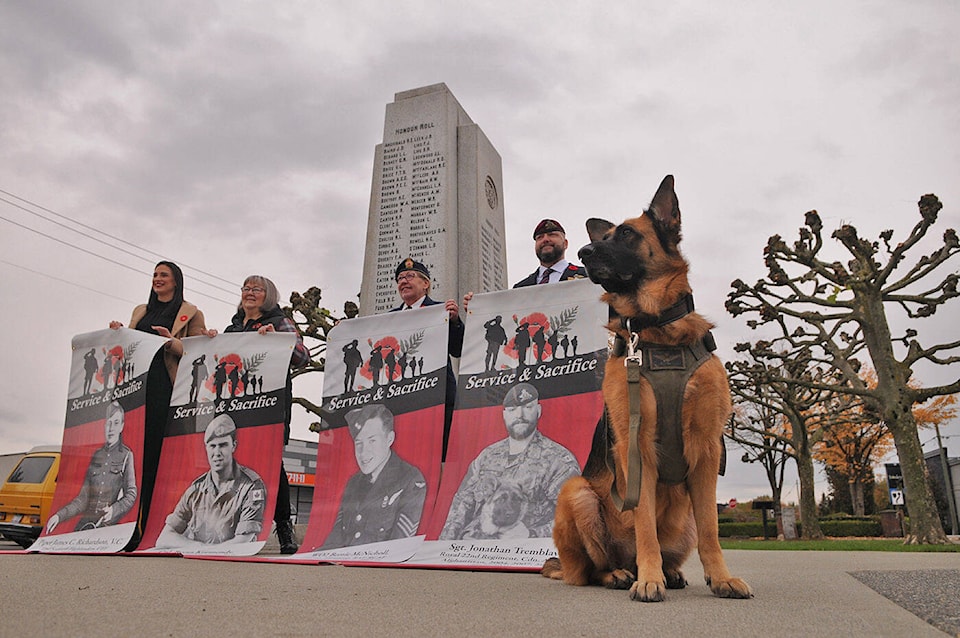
136, 332, 296, 556
412, 278, 607, 569
296, 304, 449, 563
31, 328, 168, 553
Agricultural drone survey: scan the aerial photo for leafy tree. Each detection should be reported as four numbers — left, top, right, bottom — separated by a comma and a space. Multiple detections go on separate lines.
812, 372, 889, 517
727, 193, 959, 544
821, 465, 878, 517
815, 371, 956, 517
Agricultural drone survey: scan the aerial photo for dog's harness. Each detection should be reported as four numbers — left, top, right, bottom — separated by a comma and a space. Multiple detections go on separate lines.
606, 294, 725, 511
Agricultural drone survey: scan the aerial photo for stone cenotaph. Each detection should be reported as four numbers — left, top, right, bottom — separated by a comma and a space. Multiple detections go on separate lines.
360, 83, 507, 315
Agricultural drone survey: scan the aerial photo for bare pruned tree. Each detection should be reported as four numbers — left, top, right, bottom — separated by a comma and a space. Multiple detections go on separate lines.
726, 193, 959, 544
280, 286, 358, 430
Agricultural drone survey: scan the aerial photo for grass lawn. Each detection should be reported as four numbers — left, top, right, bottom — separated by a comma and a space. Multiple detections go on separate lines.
720, 538, 960, 552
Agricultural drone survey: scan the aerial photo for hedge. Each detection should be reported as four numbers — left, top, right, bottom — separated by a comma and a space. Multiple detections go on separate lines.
718, 518, 883, 537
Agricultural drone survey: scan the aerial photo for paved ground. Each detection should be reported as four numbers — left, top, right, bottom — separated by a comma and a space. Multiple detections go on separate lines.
2, 537, 959, 637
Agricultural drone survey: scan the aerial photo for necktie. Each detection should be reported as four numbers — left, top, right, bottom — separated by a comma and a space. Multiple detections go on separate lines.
538, 268, 553, 284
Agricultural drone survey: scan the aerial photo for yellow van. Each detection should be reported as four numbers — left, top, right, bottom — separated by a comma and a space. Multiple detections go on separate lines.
0, 446, 61, 549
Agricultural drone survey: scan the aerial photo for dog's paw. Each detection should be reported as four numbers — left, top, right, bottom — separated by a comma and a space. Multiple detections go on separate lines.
664, 568, 687, 590
706, 576, 753, 599
600, 568, 636, 590
541, 557, 564, 580
629, 580, 666, 602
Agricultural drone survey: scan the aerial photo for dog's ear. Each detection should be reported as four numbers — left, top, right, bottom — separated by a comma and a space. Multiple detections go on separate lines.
646, 175, 681, 245
585, 218, 615, 242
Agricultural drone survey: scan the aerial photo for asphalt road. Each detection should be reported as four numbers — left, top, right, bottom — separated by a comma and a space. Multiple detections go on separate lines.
1, 537, 958, 637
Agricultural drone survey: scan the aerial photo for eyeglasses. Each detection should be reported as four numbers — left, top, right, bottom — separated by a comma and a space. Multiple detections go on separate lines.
241, 286, 266, 294
396, 273, 422, 282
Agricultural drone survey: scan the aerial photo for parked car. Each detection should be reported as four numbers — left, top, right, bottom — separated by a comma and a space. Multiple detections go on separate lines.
0, 446, 60, 549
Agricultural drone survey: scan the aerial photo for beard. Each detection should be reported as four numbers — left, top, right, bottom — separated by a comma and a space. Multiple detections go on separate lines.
536, 243, 563, 265
506, 418, 537, 440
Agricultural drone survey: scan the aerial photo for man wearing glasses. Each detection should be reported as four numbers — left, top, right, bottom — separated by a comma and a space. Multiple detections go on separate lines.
391, 258, 464, 459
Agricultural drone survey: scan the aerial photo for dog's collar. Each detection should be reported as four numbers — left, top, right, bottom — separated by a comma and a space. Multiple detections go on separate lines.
619, 293, 695, 333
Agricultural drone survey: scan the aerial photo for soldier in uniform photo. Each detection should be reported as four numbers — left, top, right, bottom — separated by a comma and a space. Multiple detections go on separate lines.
46, 401, 137, 533
155, 414, 266, 549
321, 404, 426, 549
440, 383, 580, 540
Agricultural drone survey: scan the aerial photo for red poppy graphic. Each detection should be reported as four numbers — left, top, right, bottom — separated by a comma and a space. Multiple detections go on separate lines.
205, 352, 247, 398
95, 345, 126, 386
505, 312, 552, 363
359, 336, 403, 384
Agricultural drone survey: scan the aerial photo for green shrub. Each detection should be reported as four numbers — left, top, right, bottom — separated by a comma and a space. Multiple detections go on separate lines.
718, 522, 776, 537
719, 518, 883, 538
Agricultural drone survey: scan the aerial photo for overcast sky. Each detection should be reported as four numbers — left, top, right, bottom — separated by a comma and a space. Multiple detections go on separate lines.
1, 1, 957, 504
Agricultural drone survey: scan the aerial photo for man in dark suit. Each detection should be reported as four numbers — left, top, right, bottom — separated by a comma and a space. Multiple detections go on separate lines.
390, 258, 464, 459
512, 219, 587, 287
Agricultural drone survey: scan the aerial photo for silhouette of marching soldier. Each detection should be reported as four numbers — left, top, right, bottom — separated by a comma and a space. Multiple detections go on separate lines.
342, 339, 363, 393
547, 331, 560, 362
213, 358, 228, 400
515, 322, 531, 369
370, 345, 384, 388
228, 362, 241, 397
532, 325, 547, 363
100, 349, 115, 393
385, 347, 398, 383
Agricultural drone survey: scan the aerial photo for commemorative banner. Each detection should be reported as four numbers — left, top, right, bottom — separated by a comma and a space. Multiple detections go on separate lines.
412, 278, 607, 569
296, 305, 449, 562
31, 328, 168, 553
136, 332, 296, 556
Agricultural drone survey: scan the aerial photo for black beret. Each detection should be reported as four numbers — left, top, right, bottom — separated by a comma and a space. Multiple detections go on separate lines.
395, 257, 430, 281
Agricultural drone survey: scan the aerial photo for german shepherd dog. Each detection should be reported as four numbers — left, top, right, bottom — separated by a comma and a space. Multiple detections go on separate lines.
541, 175, 751, 602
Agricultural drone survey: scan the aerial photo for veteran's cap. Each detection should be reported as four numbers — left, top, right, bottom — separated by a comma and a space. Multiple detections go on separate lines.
395, 257, 430, 281
533, 219, 565, 238
204, 414, 237, 443
345, 404, 394, 438
503, 383, 539, 407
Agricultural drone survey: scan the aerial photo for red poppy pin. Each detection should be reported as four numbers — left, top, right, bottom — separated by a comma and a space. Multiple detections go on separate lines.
180, 315, 188, 322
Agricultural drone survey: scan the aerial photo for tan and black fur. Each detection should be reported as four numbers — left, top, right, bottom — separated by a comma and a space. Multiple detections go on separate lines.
541, 175, 751, 602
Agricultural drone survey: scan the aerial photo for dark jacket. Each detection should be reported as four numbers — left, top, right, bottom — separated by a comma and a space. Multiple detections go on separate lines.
390, 296, 464, 411
513, 263, 588, 288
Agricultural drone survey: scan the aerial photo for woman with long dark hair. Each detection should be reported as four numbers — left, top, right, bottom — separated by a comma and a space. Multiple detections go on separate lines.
110, 261, 207, 544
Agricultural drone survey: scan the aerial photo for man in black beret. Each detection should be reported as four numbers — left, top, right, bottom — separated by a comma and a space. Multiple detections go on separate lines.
512, 219, 587, 287
390, 258, 464, 460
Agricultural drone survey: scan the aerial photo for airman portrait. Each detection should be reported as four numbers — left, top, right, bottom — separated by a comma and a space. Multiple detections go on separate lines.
321, 404, 426, 549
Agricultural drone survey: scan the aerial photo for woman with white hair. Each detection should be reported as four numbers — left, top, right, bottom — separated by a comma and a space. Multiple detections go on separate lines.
206, 275, 309, 554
